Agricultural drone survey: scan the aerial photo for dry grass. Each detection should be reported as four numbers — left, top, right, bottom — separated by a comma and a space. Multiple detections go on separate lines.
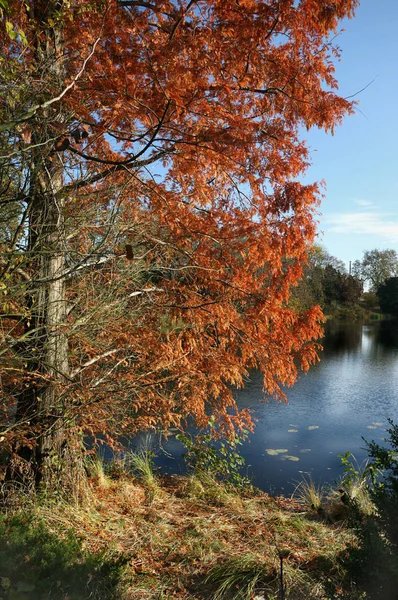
292, 476, 329, 513
86, 454, 112, 489
22, 471, 362, 600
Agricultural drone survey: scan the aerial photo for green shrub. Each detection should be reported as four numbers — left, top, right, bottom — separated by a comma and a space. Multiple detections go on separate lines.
338, 452, 377, 516
176, 418, 253, 492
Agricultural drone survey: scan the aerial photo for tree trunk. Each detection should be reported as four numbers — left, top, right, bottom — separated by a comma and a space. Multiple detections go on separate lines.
31, 188, 86, 499
5, 2, 87, 501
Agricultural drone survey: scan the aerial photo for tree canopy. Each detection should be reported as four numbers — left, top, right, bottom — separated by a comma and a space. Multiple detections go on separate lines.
352, 249, 398, 292
377, 278, 398, 316
290, 245, 362, 315
0, 0, 358, 497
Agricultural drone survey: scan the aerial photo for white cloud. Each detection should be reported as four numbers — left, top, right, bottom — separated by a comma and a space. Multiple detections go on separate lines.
355, 199, 374, 208
326, 211, 398, 244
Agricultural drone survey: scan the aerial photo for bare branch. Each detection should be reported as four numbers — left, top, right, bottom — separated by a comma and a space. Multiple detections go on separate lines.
71, 348, 122, 378
68, 100, 171, 166
0, 38, 101, 133
169, 0, 197, 40
128, 287, 165, 298
62, 150, 168, 192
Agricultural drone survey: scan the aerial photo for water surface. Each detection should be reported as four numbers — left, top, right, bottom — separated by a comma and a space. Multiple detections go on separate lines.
148, 320, 398, 495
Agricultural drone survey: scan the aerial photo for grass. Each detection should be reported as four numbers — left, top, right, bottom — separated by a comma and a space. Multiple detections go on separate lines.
205, 553, 269, 600
127, 448, 161, 504
0, 459, 369, 600
337, 453, 378, 517
292, 465, 376, 523
86, 453, 111, 489
0, 511, 124, 599
293, 475, 328, 513
340, 478, 374, 516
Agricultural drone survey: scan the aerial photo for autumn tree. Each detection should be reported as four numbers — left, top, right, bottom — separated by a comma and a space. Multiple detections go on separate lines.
0, 0, 358, 499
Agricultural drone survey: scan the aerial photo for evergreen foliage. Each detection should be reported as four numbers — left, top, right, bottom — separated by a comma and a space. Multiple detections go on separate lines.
376, 277, 398, 316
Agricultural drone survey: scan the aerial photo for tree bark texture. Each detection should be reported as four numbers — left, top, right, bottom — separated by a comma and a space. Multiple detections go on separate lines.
6, 2, 87, 501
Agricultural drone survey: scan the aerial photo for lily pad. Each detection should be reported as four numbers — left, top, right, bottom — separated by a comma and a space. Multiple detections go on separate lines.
266, 448, 288, 455
280, 455, 300, 462
308, 426, 319, 430
288, 429, 298, 433
299, 449, 311, 453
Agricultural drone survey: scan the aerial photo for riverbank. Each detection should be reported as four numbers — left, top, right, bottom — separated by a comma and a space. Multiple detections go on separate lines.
0, 465, 372, 600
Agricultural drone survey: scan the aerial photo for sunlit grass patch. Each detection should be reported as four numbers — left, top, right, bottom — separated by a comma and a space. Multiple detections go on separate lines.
337, 453, 378, 517
293, 475, 329, 513
205, 553, 270, 600
86, 453, 111, 489
128, 449, 161, 505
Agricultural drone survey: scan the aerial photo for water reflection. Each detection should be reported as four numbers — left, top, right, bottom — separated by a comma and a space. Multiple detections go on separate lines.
322, 320, 363, 356
374, 319, 398, 350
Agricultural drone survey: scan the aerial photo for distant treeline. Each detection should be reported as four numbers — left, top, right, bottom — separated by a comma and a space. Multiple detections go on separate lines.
292, 246, 398, 319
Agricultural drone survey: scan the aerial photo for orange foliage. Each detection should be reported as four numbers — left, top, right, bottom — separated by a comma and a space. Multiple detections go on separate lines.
0, 0, 358, 448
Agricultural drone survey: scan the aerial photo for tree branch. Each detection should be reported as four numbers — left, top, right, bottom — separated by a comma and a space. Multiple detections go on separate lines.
0, 38, 101, 133
68, 100, 171, 166
71, 348, 122, 379
62, 150, 168, 192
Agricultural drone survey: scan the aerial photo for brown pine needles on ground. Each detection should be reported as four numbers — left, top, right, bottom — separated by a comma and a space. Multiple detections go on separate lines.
19, 472, 361, 600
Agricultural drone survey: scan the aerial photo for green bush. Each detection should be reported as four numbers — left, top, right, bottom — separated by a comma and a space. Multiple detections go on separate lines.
376, 277, 398, 315
338, 452, 377, 515
176, 418, 253, 492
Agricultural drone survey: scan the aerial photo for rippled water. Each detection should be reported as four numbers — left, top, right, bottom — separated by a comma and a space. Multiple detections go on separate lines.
144, 320, 398, 495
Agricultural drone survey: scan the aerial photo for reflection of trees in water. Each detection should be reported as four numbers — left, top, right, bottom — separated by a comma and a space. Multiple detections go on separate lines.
321, 321, 363, 355
322, 319, 398, 357
324, 319, 398, 361
374, 319, 398, 350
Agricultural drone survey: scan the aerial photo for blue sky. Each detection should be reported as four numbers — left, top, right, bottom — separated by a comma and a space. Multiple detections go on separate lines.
302, 0, 398, 270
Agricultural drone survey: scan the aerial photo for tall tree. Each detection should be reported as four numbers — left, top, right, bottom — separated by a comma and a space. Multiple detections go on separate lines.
310, 245, 347, 274
0, 0, 358, 498
290, 245, 361, 313
354, 249, 398, 292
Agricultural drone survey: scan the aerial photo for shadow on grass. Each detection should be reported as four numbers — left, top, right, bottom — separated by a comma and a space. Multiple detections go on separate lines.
336, 513, 398, 600
0, 513, 125, 600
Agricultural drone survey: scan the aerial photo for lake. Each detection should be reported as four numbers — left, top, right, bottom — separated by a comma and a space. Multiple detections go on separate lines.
138, 319, 398, 495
